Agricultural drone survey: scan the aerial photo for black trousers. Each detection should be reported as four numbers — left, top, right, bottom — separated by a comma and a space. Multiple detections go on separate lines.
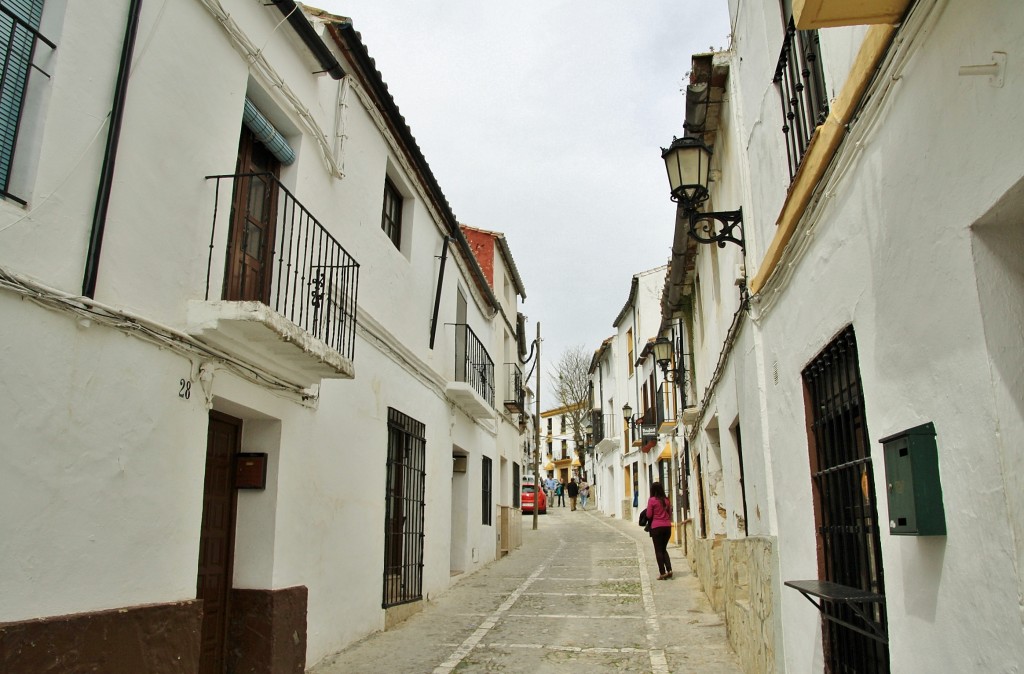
650, 526, 672, 574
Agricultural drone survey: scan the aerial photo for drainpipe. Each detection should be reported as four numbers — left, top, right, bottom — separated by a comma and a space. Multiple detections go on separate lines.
429, 236, 451, 349
269, 0, 345, 80
82, 0, 144, 298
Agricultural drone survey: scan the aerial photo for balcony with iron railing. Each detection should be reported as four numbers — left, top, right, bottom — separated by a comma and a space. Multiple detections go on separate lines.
503, 362, 525, 414
592, 411, 622, 455
446, 323, 495, 419
656, 383, 677, 432
187, 172, 359, 387
632, 407, 658, 450
773, 17, 829, 182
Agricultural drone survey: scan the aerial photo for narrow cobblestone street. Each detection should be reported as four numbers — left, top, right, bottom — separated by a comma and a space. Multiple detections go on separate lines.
311, 506, 741, 673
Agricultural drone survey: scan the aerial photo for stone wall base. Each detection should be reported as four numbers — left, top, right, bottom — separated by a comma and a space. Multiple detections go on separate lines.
228, 586, 307, 674
687, 533, 777, 674
384, 599, 423, 630
0, 600, 202, 673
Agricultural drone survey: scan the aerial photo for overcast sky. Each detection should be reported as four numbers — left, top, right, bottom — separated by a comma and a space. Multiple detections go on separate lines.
316, 1, 732, 396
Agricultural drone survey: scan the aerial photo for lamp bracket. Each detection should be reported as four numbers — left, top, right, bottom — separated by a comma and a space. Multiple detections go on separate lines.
687, 207, 744, 251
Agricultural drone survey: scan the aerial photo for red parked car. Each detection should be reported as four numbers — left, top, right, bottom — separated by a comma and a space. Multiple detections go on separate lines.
521, 481, 547, 514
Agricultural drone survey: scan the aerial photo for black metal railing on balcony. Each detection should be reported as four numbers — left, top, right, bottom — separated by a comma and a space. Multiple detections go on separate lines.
0, 4, 55, 204
635, 407, 657, 445
592, 411, 622, 446
454, 323, 494, 407
205, 173, 360, 361
591, 410, 605, 444
503, 362, 524, 413
656, 383, 677, 427
773, 17, 829, 182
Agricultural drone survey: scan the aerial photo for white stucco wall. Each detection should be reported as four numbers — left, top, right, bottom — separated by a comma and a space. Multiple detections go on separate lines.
723, 0, 1024, 670
0, 0, 523, 668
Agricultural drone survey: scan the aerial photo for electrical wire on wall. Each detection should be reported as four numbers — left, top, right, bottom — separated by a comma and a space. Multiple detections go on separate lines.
0, 265, 319, 405
687, 284, 750, 442
198, 0, 342, 178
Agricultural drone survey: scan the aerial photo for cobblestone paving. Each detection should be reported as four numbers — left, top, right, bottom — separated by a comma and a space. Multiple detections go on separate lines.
310, 506, 742, 673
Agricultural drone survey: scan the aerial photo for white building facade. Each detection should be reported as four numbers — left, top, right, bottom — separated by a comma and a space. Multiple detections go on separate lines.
660, 0, 1024, 672
0, 2, 527, 671
587, 266, 668, 523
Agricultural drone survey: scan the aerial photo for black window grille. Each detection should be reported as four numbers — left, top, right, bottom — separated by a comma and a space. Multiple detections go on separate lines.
481, 456, 492, 525
512, 462, 520, 508
0, 0, 54, 204
381, 176, 402, 248
695, 453, 707, 539
803, 326, 889, 672
383, 408, 426, 608
734, 423, 749, 537
773, 17, 829, 182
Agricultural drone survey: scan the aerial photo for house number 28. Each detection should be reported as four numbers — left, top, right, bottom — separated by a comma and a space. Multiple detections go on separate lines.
179, 378, 192, 400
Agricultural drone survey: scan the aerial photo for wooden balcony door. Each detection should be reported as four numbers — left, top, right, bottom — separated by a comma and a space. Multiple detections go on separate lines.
225, 128, 279, 302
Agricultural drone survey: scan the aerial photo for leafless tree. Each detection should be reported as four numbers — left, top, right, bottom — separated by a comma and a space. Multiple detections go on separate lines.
549, 344, 593, 476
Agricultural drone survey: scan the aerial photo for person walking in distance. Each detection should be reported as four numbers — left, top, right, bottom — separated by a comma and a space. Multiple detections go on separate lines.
579, 479, 590, 510
567, 478, 580, 511
646, 481, 673, 579
556, 480, 565, 507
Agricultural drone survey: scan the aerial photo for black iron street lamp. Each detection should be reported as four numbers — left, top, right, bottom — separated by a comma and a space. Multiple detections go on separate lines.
622, 403, 633, 431
652, 336, 681, 382
661, 136, 744, 251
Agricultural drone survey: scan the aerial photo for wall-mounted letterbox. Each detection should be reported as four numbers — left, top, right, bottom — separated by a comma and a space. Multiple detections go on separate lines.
880, 422, 945, 536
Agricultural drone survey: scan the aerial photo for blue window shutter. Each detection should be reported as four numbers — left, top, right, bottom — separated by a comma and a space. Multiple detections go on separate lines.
0, 0, 44, 193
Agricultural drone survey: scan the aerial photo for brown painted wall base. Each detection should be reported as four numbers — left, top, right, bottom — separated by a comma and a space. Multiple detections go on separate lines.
0, 600, 202, 673
228, 586, 307, 674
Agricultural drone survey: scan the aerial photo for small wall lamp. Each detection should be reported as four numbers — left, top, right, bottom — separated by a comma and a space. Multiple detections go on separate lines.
652, 336, 682, 382
661, 136, 744, 251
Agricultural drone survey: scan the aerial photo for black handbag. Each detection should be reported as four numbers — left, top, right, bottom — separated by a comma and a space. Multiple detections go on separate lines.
638, 508, 649, 529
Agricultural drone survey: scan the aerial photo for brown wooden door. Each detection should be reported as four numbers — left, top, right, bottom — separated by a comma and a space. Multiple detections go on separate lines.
225, 128, 279, 302
197, 412, 241, 674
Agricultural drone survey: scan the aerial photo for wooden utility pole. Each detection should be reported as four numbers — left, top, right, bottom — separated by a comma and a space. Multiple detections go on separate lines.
532, 321, 540, 530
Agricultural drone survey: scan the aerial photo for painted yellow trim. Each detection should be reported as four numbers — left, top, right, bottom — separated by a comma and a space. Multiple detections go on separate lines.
831, 25, 899, 125
750, 24, 897, 295
794, 0, 910, 29
540, 402, 587, 418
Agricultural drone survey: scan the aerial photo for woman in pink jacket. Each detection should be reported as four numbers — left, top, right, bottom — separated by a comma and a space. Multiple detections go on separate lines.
646, 481, 673, 579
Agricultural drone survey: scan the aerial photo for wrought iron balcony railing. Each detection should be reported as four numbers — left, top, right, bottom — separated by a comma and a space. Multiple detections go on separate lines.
205, 172, 359, 361
503, 362, 525, 413
591, 411, 621, 446
773, 17, 829, 182
656, 383, 677, 428
629, 407, 657, 448
454, 323, 494, 408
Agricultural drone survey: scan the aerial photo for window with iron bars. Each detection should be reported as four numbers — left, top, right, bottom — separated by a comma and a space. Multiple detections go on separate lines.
803, 326, 889, 672
773, 16, 829, 182
383, 408, 426, 608
512, 462, 520, 508
481, 456, 493, 525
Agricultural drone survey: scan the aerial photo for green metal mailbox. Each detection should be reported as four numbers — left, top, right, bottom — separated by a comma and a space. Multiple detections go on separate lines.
880, 422, 946, 536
